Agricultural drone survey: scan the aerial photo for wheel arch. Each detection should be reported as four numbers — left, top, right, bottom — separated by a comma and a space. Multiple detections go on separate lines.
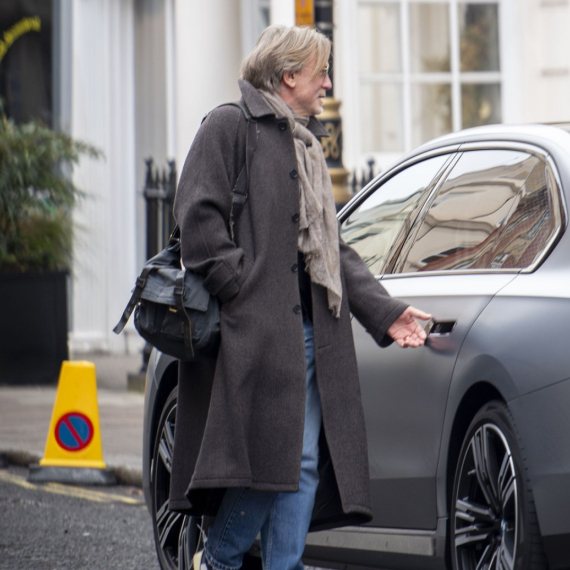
441, 351, 521, 516
442, 382, 504, 568
444, 381, 505, 515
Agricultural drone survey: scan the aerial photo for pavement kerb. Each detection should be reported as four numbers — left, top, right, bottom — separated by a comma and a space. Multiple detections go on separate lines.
0, 449, 143, 487
111, 464, 144, 487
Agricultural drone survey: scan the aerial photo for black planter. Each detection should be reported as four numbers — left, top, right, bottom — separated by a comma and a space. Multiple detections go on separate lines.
0, 271, 69, 385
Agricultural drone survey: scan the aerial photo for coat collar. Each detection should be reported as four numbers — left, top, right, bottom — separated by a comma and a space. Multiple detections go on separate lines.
238, 79, 329, 139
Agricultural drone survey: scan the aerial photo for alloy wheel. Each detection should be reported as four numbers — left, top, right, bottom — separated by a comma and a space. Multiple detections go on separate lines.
152, 388, 200, 570
453, 422, 518, 569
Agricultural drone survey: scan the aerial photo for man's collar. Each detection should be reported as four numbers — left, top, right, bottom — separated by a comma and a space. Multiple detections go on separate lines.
306, 116, 329, 139
238, 79, 275, 118
238, 79, 329, 139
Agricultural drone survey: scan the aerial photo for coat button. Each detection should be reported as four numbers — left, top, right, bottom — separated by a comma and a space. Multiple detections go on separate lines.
293, 305, 302, 314
292, 213, 300, 223
291, 263, 298, 272
278, 121, 287, 131
290, 169, 298, 179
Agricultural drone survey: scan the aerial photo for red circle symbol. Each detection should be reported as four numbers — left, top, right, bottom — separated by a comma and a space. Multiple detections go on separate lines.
55, 412, 94, 452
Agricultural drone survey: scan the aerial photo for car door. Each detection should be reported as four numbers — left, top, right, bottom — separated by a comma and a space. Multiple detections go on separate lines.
343, 147, 543, 531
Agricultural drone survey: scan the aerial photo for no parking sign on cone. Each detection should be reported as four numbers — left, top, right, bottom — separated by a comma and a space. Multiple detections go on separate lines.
28, 361, 116, 485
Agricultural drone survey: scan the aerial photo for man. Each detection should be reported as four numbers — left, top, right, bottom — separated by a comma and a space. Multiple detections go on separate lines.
171, 25, 430, 570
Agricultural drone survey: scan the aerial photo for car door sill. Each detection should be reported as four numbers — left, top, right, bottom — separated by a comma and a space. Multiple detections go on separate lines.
305, 526, 436, 556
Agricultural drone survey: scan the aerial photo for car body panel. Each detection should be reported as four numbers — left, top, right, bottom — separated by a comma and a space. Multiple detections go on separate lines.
303, 521, 447, 570
448, 280, 570, 537
356, 273, 517, 531
510, 379, 570, 536
510, 378, 570, 569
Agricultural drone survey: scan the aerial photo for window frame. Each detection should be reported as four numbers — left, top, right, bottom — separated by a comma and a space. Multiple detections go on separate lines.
357, 0, 503, 156
339, 146, 461, 275
388, 141, 566, 277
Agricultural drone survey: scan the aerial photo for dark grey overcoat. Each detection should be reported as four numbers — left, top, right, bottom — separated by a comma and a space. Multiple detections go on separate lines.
169, 80, 408, 531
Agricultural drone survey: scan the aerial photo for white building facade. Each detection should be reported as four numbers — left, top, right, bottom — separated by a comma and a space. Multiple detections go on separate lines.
57, 0, 570, 354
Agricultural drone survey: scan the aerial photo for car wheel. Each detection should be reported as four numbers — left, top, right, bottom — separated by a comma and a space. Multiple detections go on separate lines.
451, 401, 546, 570
151, 387, 202, 570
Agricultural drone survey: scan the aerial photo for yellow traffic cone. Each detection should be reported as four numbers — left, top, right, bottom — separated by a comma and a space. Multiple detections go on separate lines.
28, 361, 116, 485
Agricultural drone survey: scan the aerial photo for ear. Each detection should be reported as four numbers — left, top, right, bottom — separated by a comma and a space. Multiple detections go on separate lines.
282, 70, 296, 89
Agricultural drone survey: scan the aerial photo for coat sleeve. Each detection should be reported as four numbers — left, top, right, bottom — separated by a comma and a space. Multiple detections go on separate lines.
339, 240, 408, 346
173, 106, 248, 303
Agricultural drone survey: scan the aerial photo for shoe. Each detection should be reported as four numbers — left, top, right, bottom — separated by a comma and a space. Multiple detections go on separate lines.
193, 550, 211, 570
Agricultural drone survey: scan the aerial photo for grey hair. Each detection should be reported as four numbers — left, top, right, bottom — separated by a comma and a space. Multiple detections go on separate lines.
240, 26, 331, 93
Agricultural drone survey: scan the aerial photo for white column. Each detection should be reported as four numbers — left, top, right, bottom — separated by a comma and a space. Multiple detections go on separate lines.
165, 0, 177, 161
173, 0, 242, 172
500, 0, 523, 124
69, 0, 139, 354
334, 0, 360, 171
519, 0, 570, 122
270, 0, 294, 26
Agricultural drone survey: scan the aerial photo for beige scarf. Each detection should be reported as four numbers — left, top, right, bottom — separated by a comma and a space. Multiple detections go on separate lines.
261, 90, 342, 318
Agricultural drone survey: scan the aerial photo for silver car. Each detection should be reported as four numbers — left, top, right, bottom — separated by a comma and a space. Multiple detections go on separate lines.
143, 124, 570, 570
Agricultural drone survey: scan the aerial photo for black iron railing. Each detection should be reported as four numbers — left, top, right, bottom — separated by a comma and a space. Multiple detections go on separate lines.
349, 158, 378, 195
143, 158, 177, 259
141, 157, 378, 255
139, 158, 177, 372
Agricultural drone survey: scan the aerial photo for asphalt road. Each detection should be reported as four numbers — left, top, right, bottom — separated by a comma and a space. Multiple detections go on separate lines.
0, 465, 159, 570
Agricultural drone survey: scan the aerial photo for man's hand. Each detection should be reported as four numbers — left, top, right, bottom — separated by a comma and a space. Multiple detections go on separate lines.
387, 306, 432, 348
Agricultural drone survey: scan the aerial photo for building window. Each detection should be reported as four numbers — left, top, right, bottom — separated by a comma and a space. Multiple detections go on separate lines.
358, 0, 501, 154
0, 0, 53, 125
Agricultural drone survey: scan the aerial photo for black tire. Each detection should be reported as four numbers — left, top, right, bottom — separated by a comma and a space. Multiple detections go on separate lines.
451, 401, 547, 570
151, 387, 202, 570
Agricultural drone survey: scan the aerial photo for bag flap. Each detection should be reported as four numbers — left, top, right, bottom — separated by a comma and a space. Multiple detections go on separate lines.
139, 268, 211, 312
145, 244, 181, 268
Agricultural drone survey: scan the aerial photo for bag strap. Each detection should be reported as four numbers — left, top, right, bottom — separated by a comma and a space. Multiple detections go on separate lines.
196, 99, 255, 240
112, 230, 182, 335
174, 269, 195, 357
112, 265, 154, 334
224, 101, 256, 241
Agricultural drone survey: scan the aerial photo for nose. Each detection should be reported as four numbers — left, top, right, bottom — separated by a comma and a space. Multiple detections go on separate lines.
324, 74, 332, 90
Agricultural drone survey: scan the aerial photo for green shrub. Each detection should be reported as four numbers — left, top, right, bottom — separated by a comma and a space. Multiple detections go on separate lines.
0, 114, 101, 271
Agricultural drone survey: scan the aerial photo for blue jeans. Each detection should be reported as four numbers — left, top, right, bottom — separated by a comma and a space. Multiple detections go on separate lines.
204, 317, 321, 570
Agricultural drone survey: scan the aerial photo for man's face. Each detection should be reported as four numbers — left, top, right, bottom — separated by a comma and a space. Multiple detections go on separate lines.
283, 56, 332, 116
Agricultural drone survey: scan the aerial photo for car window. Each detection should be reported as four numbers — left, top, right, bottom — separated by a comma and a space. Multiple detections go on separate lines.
489, 160, 560, 269
398, 149, 545, 273
340, 154, 450, 275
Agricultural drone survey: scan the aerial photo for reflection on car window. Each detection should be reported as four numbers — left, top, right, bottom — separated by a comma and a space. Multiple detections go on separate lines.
491, 161, 555, 269
341, 154, 449, 275
400, 149, 552, 273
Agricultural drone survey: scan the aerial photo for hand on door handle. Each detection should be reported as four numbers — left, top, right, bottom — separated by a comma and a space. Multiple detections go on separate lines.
424, 319, 457, 336
388, 306, 432, 348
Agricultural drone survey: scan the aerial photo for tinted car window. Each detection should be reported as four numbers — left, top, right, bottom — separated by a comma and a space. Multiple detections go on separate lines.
489, 161, 557, 269
399, 150, 544, 273
341, 154, 450, 275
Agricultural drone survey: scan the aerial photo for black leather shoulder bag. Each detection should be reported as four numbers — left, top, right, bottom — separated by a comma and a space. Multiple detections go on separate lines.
113, 100, 256, 360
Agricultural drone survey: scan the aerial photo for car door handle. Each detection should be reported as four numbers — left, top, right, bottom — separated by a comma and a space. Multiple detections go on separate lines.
424, 319, 456, 336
